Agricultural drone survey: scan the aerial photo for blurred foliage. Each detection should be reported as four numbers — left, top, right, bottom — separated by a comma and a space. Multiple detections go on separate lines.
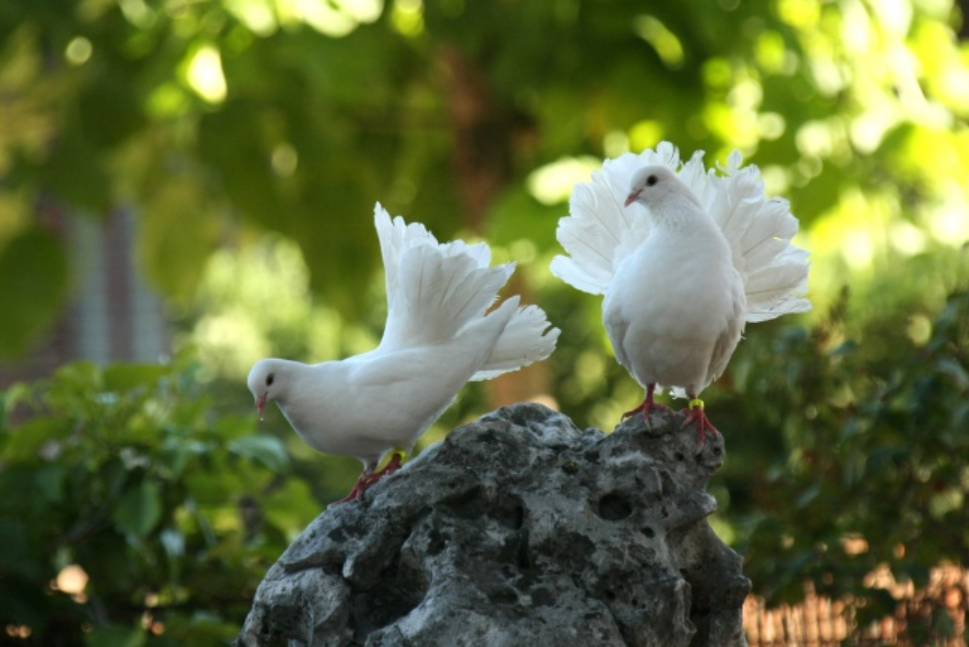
731, 259, 969, 625
0, 354, 318, 646
2, 0, 967, 344
1, 0, 969, 644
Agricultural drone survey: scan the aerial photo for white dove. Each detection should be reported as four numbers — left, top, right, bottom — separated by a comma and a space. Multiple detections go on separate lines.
551, 142, 810, 445
248, 203, 559, 503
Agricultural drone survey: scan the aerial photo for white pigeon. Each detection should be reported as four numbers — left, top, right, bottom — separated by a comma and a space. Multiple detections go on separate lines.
248, 203, 560, 503
551, 141, 810, 444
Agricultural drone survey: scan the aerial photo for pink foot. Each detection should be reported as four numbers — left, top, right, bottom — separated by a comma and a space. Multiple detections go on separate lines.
330, 452, 407, 506
372, 451, 405, 479
681, 398, 719, 447
623, 384, 671, 420
331, 471, 374, 505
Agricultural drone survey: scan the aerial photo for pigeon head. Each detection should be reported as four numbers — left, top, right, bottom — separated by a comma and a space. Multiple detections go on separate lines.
624, 165, 701, 210
247, 359, 290, 420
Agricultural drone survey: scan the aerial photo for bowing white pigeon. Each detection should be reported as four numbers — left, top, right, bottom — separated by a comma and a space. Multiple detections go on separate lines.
248, 203, 559, 503
551, 141, 810, 444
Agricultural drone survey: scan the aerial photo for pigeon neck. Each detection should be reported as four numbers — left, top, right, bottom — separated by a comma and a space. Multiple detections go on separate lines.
645, 194, 708, 231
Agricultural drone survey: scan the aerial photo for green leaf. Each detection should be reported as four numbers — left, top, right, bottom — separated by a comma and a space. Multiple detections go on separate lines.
35, 464, 65, 504
937, 357, 969, 391
161, 437, 212, 479
794, 483, 820, 509
138, 176, 220, 301
52, 361, 102, 392
262, 478, 320, 534
0, 228, 69, 358
0, 382, 29, 432
160, 611, 240, 644
228, 434, 290, 472
113, 481, 162, 538
102, 364, 170, 393
0, 417, 71, 460
77, 71, 145, 148
84, 624, 146, 647
40, 131, 112, 212
159, 527, 185, 560
0, 520, 29, 573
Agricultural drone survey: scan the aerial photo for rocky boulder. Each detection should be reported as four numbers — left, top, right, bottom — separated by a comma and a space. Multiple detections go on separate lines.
236, 403, 750, 647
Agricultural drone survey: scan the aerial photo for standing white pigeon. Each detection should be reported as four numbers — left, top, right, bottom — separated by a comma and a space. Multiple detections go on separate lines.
551, 141, 810, 445
248, 203, 559, 503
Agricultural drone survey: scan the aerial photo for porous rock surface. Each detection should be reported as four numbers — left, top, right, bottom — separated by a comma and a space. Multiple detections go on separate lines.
236, 403, 750, 647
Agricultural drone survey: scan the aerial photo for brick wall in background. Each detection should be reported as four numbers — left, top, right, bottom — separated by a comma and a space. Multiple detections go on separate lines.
0, 206, 169, 389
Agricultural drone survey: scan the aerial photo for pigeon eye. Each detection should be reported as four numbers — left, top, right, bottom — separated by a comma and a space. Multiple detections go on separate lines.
645, 174, 658, 187
266, 373, 275, 386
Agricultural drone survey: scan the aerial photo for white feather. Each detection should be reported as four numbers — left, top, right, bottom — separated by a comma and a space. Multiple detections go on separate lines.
248, 204, 559, 485
553, 142, 811, 409
554, 144, 811, 324
471, 304, 562, 380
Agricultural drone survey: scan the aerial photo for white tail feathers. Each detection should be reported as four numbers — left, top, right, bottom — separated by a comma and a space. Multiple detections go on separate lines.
744, 247, 812, 322
374, 204, 558, 371
552, 142, 811, 324
471, 304, 562, 381
550, 152, 658, 295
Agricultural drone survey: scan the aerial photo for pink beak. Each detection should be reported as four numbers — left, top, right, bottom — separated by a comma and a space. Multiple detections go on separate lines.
624, 190, 641, 207
255, 393, 267, 420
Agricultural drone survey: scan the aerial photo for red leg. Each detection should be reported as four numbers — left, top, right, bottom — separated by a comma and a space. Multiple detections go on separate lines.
329, 451, 408, 506
331, 468, 376, 505
623, 384, 672, 420
680, 396, 719, 447
370, 451, 405, 479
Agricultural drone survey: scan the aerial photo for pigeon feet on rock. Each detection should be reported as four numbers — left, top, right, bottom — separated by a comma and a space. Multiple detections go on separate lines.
331, 451, 408, 506
623, 384, 671, 421
371, 450, 406, 481
332, 474, 373, 505
681, 398, 719, 448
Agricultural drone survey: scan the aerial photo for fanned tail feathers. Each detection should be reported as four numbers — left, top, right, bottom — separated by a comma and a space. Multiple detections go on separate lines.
375, 204, 559, 368
554, 143, 811, 323
550, 150, 666, 295
744, 246, 812, 322
705, 153, 811, 321
471, 305, 561, 381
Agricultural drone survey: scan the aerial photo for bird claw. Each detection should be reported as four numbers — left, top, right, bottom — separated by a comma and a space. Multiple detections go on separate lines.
680, 399, 719, 448
331, 480, 369, 505
330, 451, 408, 506
623, 386, 671, 421
622, 401, 672, 421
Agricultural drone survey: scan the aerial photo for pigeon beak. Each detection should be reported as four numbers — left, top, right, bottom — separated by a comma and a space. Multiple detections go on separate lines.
255, 393, 267, 421
624, 190, 641, 207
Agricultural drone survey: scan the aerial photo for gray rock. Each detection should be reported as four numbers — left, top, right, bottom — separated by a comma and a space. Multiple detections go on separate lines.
236, 403, 750, 647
